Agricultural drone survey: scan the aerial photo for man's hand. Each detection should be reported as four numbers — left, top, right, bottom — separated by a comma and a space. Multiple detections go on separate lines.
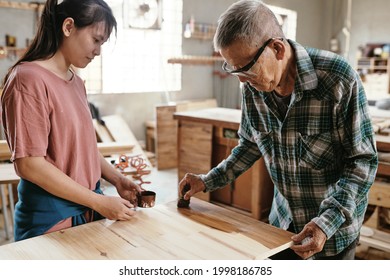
178, 173, 206, 200
290, 221, 327, 259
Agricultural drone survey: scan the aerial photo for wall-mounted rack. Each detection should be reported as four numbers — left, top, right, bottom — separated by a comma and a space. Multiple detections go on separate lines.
167, 55, 223, 65
0, 0, 43, 10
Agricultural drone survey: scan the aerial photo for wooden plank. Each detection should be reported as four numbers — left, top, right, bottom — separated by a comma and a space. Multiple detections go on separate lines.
174, 107, 241, 130
101, 115, 151, 167
145, 120, 156, 152
0, 198, 293, 260
0, 140, 11, 161
96, 142, 134, 157
176, 98, 217, 112
177, 121, 212, 201
360, 226, 390, 253
375, 134, 390, 152
377, 161, 390, 177
0, 163, 19, 184
369, 181, 390, 208
92, 119, 114, 142
155, 99, 217, 170
155, 105, 178, 170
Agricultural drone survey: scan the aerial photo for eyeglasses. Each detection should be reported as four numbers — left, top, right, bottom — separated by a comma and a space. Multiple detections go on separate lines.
222, 37, 282, 77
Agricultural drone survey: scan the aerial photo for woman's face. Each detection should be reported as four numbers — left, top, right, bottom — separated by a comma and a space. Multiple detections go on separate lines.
61, 20, 110, 69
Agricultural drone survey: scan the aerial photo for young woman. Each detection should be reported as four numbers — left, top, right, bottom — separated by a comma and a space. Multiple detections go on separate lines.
1, 0, 142, 241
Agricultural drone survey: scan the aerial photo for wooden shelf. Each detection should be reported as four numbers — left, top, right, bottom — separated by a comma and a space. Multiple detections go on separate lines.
0, 46, 26, 59
357, 57, 390, 73
183, 22, 216, 40
357, 57, 390, 100
167, 55, 223, 65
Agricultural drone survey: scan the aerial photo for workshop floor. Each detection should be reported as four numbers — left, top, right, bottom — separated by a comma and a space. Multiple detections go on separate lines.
1, 167, 389, 260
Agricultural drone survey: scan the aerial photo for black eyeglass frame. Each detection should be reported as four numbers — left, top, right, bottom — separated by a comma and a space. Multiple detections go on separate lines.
222, 37, 283, 75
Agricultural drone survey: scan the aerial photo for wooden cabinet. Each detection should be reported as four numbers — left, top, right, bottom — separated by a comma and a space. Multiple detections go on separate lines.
155, 99, 217, 170
357, 57, 390, 100
174, 107, 274, 221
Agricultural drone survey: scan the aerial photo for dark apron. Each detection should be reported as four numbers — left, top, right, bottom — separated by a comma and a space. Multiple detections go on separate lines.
14, 179, 104, 241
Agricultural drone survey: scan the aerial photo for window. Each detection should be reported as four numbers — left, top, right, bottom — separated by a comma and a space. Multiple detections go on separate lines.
79, 0, 183, 94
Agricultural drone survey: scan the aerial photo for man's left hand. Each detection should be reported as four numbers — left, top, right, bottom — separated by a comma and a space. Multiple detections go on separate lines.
290, 221, 327, 259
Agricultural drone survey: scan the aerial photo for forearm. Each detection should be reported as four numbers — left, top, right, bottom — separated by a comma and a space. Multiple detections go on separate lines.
14, 156, 101, 210
99, 153, 125, 186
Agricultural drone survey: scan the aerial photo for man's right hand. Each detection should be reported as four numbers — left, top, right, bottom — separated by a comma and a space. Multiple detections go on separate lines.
178, 173, 206, 200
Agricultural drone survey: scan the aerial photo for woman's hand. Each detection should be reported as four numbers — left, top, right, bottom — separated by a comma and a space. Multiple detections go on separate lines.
94, 194, 136, 221
115, 176, 143, 204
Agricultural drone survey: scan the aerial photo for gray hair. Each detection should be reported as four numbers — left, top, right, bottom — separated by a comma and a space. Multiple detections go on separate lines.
213, 0, 285, 51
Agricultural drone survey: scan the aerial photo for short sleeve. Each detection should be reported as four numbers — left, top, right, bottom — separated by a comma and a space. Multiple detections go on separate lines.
2, 79, 50, 161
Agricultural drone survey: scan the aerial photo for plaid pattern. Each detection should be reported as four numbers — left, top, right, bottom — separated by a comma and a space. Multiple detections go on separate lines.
201, 40, 378, 257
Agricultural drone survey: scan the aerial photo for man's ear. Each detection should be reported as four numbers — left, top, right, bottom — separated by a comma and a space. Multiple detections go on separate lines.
62, 17, 75, 37
273, 39, 285, 60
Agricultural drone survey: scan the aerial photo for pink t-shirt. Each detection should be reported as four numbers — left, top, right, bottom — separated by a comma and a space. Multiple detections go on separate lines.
1, 62, 101, 230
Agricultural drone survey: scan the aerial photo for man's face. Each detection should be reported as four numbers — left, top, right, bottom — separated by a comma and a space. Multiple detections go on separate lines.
220, 38, 282, 92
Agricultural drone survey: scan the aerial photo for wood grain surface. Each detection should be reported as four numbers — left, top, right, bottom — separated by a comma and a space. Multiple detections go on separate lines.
0, 198, 293, 260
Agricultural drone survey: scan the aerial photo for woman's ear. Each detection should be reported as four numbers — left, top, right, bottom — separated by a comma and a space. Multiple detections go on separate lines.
62, 17, 75, 37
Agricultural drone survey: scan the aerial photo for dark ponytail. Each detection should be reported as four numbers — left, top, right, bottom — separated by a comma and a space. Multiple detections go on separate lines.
3, 0, 117, 86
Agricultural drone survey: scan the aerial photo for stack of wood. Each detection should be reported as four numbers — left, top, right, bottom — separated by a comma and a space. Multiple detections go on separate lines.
358, 116, 390, 259
372, 117, 390, 135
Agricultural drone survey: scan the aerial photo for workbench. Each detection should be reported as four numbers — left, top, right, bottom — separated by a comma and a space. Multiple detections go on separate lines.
0, 163, 19, 240
173, 107, 274, 221
0, 198, 293, 260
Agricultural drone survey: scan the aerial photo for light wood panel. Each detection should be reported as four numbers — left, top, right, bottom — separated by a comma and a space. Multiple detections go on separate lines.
155, 105, 177, 169
369, 181, 390, 208
0, 140, 11, 161
96, 142, 134, 157
101, 115, 151, 167
0, 198, 293, 260
155, 99, 217, 170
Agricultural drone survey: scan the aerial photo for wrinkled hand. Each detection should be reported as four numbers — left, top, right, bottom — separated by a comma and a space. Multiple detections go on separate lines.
178, 173, 206, 200
115, 177, 143, 204
290, 221, 327, 259
95, 195, 136, 221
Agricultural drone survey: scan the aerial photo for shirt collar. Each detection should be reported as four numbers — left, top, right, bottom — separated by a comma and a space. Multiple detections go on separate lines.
288, 39, 318, 92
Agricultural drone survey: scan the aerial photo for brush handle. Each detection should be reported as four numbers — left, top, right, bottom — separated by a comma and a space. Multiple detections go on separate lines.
177, 183, 191, 208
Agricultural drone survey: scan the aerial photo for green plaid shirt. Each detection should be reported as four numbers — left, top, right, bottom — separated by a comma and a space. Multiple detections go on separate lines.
201, 40, 378, 257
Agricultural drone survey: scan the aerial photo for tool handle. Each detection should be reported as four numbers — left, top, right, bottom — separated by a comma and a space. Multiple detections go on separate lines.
177, 183, 191, 208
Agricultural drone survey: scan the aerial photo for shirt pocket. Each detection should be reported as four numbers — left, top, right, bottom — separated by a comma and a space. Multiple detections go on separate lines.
298, 132, 335, 170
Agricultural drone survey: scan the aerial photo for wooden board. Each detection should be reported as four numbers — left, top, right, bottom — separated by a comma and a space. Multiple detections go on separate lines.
155, 105, 178, 170
0, 140, 11, 161
155, 99, 217, 170
369, 181, 390, 208
93, 119, 114, 143
177, 120, 212, 201
360, 225, 390, 253
0, 198, 293, 260
97, 142, 134, 157
0, 163, 19, 184
101, 115, 151, 167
